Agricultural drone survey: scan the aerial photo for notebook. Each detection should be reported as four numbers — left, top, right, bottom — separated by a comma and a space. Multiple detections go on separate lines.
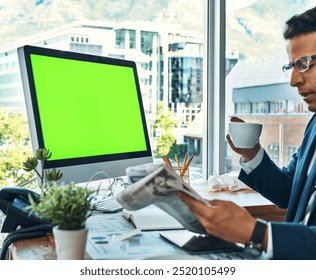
122, 205, 184, 231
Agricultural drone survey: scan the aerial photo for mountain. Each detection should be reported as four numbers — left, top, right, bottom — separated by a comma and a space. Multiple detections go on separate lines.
0, 0, 181, 46
0, 0, 315, 60
227, 0, 316, 59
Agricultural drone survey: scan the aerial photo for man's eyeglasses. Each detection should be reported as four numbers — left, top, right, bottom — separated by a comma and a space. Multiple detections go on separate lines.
282, 55, 316, 75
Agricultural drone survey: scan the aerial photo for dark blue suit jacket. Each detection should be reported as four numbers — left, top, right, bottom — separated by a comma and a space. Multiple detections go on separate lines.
239, 113, 316, 259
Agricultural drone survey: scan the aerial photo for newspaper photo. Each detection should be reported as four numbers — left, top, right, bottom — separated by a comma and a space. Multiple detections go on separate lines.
116, 164, 209, 234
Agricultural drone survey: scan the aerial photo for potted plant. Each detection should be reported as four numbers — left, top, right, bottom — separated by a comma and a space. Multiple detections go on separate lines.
23, 147, 96, 259
28, 183, 95, 259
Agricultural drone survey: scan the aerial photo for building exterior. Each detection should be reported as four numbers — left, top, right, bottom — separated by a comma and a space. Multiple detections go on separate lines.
183, 51, 239, 165
0, 21, 205, 153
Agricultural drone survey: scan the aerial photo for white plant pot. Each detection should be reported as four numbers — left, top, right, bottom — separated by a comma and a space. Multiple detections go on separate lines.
52, 226, 88, 260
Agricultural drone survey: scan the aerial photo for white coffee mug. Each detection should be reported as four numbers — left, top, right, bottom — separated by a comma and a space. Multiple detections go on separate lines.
229, 122, 262, 149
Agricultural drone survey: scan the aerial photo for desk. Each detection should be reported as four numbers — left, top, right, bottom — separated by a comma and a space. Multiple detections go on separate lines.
193, 183, 286, 222
10, 188, 286, 260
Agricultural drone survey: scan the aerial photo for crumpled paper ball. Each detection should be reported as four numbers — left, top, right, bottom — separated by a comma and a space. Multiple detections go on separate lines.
207, 173, 253, 192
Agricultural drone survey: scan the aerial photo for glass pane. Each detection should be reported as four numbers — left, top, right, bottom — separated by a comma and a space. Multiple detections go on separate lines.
225, 0, 313, 174
0, 0, 206, 185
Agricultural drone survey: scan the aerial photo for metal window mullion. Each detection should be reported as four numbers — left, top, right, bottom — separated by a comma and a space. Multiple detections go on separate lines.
206, 0, 226, 177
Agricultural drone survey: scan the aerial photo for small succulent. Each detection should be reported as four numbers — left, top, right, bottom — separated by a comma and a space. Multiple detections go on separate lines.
22, 157, 38, 172
45, 168, 63, 182
22, 148, 63, 189
36, 148, 52, 160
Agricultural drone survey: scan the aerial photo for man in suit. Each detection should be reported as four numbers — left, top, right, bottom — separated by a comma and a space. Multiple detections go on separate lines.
177, 7, 316, 259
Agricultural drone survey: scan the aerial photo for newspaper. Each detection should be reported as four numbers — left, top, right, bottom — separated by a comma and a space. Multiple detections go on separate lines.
116, 164, 209, 234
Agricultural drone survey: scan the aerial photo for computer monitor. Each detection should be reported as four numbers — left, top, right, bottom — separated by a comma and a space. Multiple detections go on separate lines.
18, 45, 153, 184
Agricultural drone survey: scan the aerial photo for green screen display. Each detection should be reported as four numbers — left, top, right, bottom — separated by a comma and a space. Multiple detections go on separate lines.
30, 54, 148, 161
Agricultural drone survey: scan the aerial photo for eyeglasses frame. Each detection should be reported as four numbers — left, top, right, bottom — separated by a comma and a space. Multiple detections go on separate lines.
282, 54, 316, 73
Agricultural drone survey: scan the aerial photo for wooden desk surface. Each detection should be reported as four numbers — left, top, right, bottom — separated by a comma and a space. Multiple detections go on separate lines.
195, 185, 287, 222
11, 234, 56, 260
10, 189, 286, 260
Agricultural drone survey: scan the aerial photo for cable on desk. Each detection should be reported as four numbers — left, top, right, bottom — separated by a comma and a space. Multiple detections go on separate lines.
85, 170, 130, 213
18, 177, 37, 187
85, 170, 129, 198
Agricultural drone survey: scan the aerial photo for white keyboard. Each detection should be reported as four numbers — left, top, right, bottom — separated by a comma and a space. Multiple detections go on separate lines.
93, 196, 123, 213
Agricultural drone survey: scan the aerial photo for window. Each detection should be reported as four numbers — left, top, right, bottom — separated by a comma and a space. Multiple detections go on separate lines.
3, 1, 315, 186
235, 102, 251, 114
270, 101, 286, 114
0, 0, 206, 185
252, 102, 267, 114
224, 0, 314, 173
268, 144, 280, 165
115, 29, 125, 49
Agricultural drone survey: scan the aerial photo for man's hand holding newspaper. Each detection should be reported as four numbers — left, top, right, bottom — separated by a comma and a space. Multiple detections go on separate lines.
116, 163, 209, 234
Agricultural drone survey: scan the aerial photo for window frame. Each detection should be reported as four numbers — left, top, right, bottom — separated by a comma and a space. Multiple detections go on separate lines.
205, 0, 226, 176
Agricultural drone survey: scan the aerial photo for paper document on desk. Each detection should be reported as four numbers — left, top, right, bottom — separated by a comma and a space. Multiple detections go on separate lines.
116, 164, 208, 234
122, 205, 184, 230
87, 231, 177, 260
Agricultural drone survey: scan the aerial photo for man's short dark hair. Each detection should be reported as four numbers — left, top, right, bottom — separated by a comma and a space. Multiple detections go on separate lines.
284, 6, 316, 39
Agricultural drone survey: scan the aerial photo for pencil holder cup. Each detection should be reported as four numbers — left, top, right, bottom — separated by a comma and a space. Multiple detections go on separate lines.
174, 167, 190, 186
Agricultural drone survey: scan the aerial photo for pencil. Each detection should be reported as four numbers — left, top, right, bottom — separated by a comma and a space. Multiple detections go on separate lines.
180, 154, 194, 177
162, 156, 173, 169
183, 153, 188, 167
